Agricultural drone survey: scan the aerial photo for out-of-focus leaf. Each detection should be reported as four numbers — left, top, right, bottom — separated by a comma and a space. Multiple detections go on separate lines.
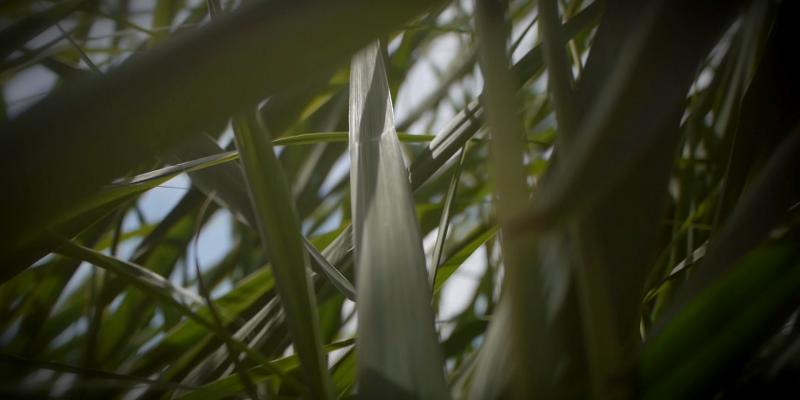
0, 0, 447, 282
429, 145, 467, 285
642, 241, 800, 400
0, 0, 90, 61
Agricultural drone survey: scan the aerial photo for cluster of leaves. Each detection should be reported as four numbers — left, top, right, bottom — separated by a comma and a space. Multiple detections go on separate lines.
0, 0, 798, 399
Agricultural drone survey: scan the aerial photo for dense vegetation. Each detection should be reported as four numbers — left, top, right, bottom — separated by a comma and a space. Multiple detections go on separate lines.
1, 0, 798, 398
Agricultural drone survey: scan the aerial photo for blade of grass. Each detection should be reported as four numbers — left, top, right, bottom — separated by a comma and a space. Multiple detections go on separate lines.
433, 224, 498, 294
231, 110, 334, 400
349, 41, 449, 399
303, 238, 356, 301
53, 235, 203, 306
429, 144, 468, 285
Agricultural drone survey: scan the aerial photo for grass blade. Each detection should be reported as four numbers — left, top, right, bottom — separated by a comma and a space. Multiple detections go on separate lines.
429, 144, 468, 286
232, 110, 334, 400
349, 41, 449, 399
53, 236, 202, 307
303, 238, 356, 301
433, 224, 498, 294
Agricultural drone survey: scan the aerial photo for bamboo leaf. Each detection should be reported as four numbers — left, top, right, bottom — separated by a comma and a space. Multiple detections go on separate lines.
432, 224, 498, 294
303, 238, 356, 301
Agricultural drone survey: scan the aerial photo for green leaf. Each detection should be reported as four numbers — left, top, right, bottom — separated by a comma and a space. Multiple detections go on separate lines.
232, 110, 334, 400
433, 224, 497, 294
348, 41, 449, 399
54, 236, 202, 307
